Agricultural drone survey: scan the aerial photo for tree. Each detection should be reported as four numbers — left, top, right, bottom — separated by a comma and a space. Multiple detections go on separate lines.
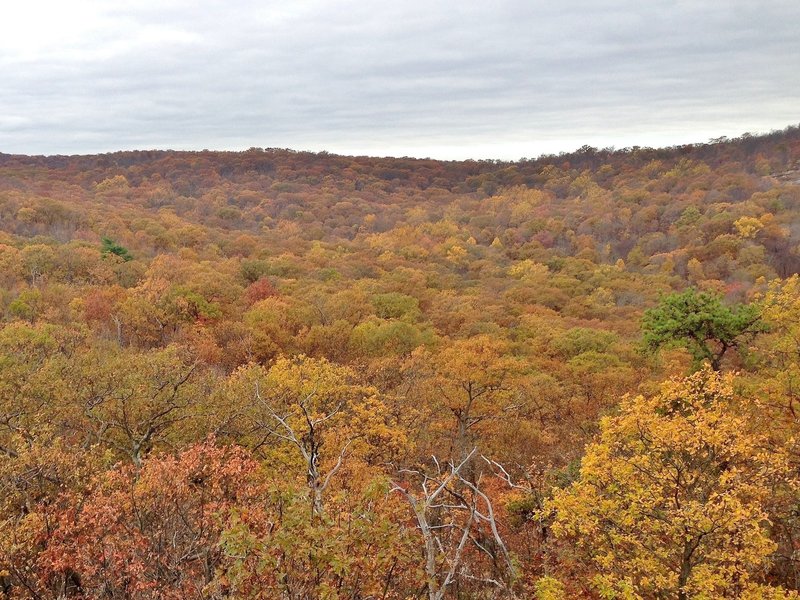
391, 450, 518, 600
242, 277, 278, 306
219, 475, 417, 599
40, 441, 267, 600
66, 345, 200, 466
19, 244, 56, 286
750, 275, 800, 586
757, 275, 800, 423
642, 288, 766, 371
100, 236, 132, 262
549, 368, 788, 599
412, 336, 525, 470
0, 323, 79, 454
0, 436, 107, 600
228, 356, 406, 517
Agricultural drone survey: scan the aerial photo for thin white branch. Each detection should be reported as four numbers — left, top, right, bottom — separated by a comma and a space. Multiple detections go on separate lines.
320, 438, 353, 493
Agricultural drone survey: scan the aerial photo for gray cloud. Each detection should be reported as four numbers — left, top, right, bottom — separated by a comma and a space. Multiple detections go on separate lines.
1, 0, 798, 159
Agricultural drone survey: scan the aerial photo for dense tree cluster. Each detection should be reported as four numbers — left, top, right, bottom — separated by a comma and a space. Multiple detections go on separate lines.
1, 127, 800, 598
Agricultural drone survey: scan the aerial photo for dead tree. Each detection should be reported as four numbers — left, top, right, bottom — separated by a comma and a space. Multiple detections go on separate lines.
391, 449, 518, 600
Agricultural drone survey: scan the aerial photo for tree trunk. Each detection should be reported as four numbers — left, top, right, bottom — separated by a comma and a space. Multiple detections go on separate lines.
677, 540, 695, 600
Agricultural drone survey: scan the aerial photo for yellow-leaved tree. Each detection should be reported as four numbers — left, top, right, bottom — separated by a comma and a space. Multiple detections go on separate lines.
758, 275, 800, 426
548, 367, 794, 600
751, 275, 800, 585
224, 355, 408, 516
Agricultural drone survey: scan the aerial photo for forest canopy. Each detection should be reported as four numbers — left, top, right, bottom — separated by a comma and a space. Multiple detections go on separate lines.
1, 126, 800, 598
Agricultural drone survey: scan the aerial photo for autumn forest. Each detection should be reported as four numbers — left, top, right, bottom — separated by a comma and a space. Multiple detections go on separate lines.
2, 126, 800, 599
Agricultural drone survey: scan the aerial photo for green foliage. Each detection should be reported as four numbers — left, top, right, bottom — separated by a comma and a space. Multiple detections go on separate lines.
8, 288, 42, 321
166, 285, 222, 321
641, 288, 766, 370
100, 236, 132, 261
675, 205, 702, 228
350, 317, 432, 356
505, 493, 541, 528
371, 292, 421, 321
240, 258, 270, 283
550, 327, 618, 359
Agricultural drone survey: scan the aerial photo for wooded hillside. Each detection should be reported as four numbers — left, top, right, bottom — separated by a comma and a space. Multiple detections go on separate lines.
2, 126, 800, 598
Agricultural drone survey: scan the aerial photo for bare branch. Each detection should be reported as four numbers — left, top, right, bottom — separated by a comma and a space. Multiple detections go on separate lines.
320, 437, 353, 493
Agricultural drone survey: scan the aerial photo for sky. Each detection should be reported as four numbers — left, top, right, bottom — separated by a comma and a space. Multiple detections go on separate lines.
1, 0, 799, 160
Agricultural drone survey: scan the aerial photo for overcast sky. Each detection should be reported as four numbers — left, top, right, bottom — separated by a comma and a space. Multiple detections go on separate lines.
1, 0, 798, 160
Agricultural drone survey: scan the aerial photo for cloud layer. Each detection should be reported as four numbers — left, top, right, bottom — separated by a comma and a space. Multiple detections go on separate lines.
2, 0, 799, 159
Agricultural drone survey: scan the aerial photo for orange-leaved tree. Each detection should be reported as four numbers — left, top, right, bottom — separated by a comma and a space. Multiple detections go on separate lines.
40, 440, 268, 600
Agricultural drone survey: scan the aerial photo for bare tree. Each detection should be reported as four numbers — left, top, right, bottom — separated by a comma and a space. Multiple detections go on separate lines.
391, 449, 518, 600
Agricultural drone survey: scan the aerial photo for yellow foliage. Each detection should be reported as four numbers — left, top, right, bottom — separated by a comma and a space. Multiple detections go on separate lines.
533, 575, 567, 600
94, 174, 130, 195
549, 367, 787, 599
446, 244, 468, 264
687, 257, 704, 282
508, 259, 549, 280
734, 216, 763, 239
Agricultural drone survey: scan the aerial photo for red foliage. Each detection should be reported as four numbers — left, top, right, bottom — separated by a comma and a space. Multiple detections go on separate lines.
242, 277, 278, 306
82, 288, 117, 323
39, 440, 267, 600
